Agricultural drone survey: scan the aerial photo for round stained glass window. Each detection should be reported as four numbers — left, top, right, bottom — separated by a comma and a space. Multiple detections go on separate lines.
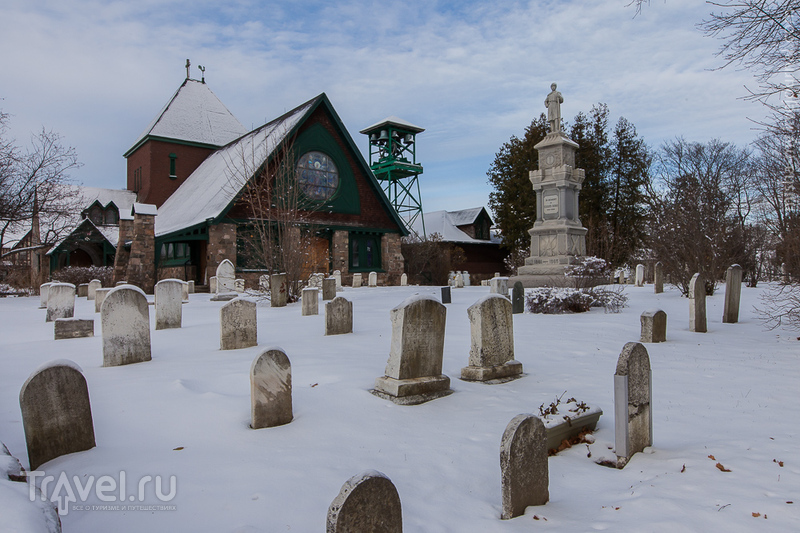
296, 151, 339, 201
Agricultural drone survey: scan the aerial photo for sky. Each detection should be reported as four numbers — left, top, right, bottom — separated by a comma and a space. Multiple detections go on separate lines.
0, 0, 770, 215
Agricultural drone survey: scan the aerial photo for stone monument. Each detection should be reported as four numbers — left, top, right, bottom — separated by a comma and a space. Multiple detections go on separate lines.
513, 83, 587, 287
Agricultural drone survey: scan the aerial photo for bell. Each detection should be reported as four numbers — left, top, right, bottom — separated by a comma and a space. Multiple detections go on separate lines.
378, 130, 389, 141
404, 133, 414, 144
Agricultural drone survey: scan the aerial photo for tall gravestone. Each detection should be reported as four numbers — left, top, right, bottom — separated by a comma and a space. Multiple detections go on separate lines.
490, 277, 508, 297
352, 273, 362, 288
722, 264, 742, 324
322, 278, 336, 300
400, 273, 408, 286
372, 296, 452, 405
302, 287, 319, 316
635, 264, 645, 287
46, 283, 75, 322
181, 280, 189, 301
250, 348, 293, 429
87, 279, 101, 300
270, 273, 288, 307
155, 279, 183, 330
689, 273, 707, 333
640, 309, 667, 343
461, 295, 522, 382
39, 282, 53, 309
101, 285, 151, 366
617, 271, 625, 285
20, 360, 96, 470
511, 281, 524, 314
220, 298, 257, 350
614, 342, 652, 468
500, 414, 549, 519
333, 270, 343, 292
216, 259, 236, 293
326, 471, 402, 533
440, 286, 451, 304
653, 262, 664, 294
325, 297, 353, 335
209, 276, 218, 294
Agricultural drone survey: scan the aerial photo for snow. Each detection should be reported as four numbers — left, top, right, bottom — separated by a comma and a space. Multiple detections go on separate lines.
131, 204, 157, 217
411, 208, 502, 244
1, 283, 799, 531
359, 116, 425, 134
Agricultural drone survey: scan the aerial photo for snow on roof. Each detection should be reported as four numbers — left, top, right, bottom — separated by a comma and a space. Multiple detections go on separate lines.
127, 79, 247, 153
447, 207, 490, 227
359, 115, 425, 134
155, 98, 317, 238
80, 187, 137, 220
410, 207, 499, 244
46, 218, 120, 254
132, 203, 158, 216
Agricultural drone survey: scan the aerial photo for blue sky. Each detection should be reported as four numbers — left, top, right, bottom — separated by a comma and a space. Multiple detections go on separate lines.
1, 0, 768, 215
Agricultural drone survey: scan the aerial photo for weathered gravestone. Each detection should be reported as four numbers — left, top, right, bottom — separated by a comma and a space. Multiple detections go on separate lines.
640, 309, 666, 343
101, 285, 152, 366
325, 297, 353, 335
628, 271, 635, 284
308, 273, 325, 289
302, 287, 319, 316
155, 279, 183, 330
441, 286, 451, 304
653, 262, 663, 294
635, 264, 645, 287
617, 271, 625, 285
270, 273, 288, 307
461, 295, 522, 382
39, 282, 53, 308
512, 281, 524, 314
327, 471, 402, 533
722, 264, 742, 324
209, 276, 218, 294
333, 270, 343, 292
454, 272, 464, 288
115, 280, 128, 286
220, 298, 257, 350
54, 318, 94, 340
77, 283, 89, 298
187, 280, 195, 294
689, 273, 707, 333
216, 259, 236, 293
322, 278, 336, 300
368, 271, 377, 287
181, 280, 189, 301
20, 360, 96, 470
94, 288, 110, 313
372, 295, 452, 405
87, 279, 101, 300
490, 277, 509, 297
234, 278, 245, 293
250, 348, 293, 429
614, 342, 652, 468
259, 275, 269, 291
352, 273, 362, 288
500, 414, 549, 519
400, 273, 408, 286
46, 283, 75, 322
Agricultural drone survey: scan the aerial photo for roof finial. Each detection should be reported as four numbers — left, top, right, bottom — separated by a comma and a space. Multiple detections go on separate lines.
198, 65, 205, 84
185, 59, 191, 79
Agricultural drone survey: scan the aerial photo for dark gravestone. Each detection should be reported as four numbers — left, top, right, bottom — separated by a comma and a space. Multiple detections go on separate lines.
512, 281, 524, 314
327, 471, 402, 533
441, 286, 451, 304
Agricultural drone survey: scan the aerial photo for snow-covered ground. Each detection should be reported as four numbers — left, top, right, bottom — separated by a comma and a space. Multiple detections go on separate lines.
1, 283, 798, 532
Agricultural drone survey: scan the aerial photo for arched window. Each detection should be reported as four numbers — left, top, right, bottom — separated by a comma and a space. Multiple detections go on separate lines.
296, 151, 339, 201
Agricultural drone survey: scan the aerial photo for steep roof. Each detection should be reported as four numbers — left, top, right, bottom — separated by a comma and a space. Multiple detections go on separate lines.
125, 79, 247, 156
411, 207, 501, 244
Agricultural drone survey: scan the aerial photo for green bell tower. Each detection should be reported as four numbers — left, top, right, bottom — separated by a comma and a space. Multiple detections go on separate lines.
360, 116, 426, 237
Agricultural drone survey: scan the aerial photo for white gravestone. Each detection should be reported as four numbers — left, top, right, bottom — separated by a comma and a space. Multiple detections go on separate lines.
87, 279, 102, 300
352, 273, 362, 288
635, 264, 645, 287
368, 271, 377, 287
302, 287, 319, 316
490, 277, 509, 297
39, 282, 53, 308
220, 298, 258, 350
94, 288, 110, 313
101, 285, 152, 366
400, 273, 408, 286
216, 259, 236, 293
333, 270, 343, 292
46, 283, 75, 322
155, 279, 183, 330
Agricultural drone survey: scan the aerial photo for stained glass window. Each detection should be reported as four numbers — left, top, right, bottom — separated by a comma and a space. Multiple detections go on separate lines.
296, 151, 339, 201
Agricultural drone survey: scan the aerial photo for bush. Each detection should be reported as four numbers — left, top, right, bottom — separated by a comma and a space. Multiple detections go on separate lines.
51, 266, 113, 287
526, 285, 627, 314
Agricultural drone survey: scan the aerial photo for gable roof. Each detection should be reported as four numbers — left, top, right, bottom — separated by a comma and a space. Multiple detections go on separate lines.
411, 207, 500, 244
125, 79, 247, 157
46, 218, 120, 255
155, 93, 408, 238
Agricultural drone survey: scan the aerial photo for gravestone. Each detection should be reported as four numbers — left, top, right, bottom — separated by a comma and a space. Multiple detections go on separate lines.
500, 414, 549, 519
216, 259, 236, 293
187, 280, 195, 294
46, 283, 75, 322
39, 282, 53, 308
372, 295, 452, 405
368, 271, 377, 287
454, 273, 464, 288
220, 298, 257, 350
250, 348, 293, 429
333, 270, 343, 291
722, 264, 742, 324
115, 280, 127, 286
461, 295, 522, 382
463, 272, 471, 286
20, 360, 96, 470
441, 286, 451, 304
627, 271, 634, 285
94, 288, 110, 313
640, 309, 666, 343
87, 279, 101, 300
617, 271, 625, 285
209, 276, 218, 294
490, 277, 509, 297
326, 471, 402, 533
322, 278, 336, 300
155, 279, 183, 330
352, 273, 362, 288
101, 285, 151, 366
512, 282, 524, 314
653, 262, 663, 294
308, 273, 325, 289
181, 280, 189, 301
614, 342, 652, 468
54, 318, 94, 340
325, 297, 353, 335
689, 273, 707, 333
400, 273, 408, 286
635, 264, 645, 287
77, 283, 89, 298
302, 287, 319, 316
234, 278, 245, 293
270, 273, 288, 307
259, 275, 269, 291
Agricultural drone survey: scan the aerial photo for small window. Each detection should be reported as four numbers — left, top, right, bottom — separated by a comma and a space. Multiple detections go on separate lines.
169, 154, 177, 180
90, 206, 103, 225
105, 209, 118, 225
349, 232, 381, 270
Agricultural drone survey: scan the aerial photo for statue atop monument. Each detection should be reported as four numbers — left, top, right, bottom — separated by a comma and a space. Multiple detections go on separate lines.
544, 83, 563, 134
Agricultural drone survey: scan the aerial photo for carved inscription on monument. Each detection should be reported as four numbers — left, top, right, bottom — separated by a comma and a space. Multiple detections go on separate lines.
543, 194, 559, 215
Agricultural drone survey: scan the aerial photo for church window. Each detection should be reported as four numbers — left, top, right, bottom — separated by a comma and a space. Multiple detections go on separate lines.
296, 151, 339, 201
349, 232, 381, 271
169, 154, 177, 179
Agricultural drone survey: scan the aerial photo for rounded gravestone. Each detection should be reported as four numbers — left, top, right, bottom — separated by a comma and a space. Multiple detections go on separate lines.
326, 471, 402, 533
46, 283, 75, 322
101, 285, 152, 366
250, 348, 293, 429
500, 414, 549, 519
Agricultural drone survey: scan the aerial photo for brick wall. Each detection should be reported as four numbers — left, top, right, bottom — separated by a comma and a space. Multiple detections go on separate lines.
126, 213, 156, 293
112, 219, 135, 284
206, 223, 237, 281
127, 140, 215, 207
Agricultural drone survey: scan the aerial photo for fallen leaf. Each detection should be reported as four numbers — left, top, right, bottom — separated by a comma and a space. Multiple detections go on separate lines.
708, 454, 716, 460
681, 464, 686, 473
173, 446, 184, 451
787, 501, 793, 504
752, 512, 761, 518
779, 461, 784, 467
310, 383, 318, 388
716, 463, 731, 472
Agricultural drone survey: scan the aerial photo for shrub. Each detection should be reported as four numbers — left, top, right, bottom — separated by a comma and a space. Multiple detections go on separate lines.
51, 266, 113, 287
526, 285, 627, 314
